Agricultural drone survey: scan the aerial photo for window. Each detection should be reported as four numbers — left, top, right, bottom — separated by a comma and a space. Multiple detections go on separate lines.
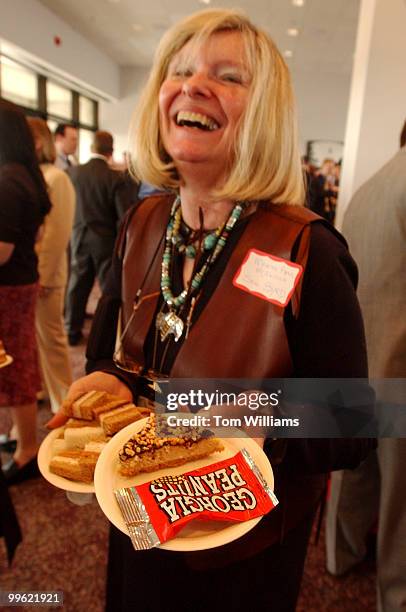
79, 95, 96, 127
78, 128, 93, 163
0, 54, 99, 155
46, 81, 72, 120
0, 57, 37, 109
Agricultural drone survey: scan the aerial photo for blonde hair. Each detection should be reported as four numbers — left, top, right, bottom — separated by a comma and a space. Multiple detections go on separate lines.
129, 8, 304, 205
27, 117, 56, 164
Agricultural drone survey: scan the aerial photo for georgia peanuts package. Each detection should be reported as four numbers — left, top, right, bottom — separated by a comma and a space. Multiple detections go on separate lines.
115, 449, 278, 550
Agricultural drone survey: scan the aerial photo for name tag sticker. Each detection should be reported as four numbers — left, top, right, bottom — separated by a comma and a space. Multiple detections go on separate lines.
233, 248, 303, 307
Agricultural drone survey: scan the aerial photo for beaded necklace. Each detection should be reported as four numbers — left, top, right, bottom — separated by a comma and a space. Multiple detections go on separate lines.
156, 196, 245, 342
172, 208, 219, 260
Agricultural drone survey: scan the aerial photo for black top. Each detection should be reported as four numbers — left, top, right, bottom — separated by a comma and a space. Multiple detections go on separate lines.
0, 163, 49, 285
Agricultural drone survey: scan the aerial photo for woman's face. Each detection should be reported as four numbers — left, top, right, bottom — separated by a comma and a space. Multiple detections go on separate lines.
159, 30, 251, 180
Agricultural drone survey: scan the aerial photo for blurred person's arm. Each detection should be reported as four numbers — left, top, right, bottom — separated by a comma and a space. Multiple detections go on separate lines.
36, 170, 75, 287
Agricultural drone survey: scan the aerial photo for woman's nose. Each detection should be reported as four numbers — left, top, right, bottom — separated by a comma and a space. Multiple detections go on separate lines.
182, 73, 211, 98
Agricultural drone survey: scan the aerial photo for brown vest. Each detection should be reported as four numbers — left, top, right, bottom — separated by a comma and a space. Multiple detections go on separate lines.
120, 194, 316, 378
119, 195, 325, 562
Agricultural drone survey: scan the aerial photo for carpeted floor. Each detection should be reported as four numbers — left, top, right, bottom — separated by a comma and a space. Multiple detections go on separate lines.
0, 305, 376, 611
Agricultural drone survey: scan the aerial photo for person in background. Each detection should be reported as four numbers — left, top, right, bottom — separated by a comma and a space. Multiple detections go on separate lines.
326, 121, 406, 612
308, 157, 335, 220
54, 123, 78, 171
28, 118, 76, 414
0, 100, 52, 484
118, 150, 143, 206
302, 154, 316, 209
323, 160, 340, 224
119, 150, 164, 200
64, 130, 135, 346
50, 10, 374, 611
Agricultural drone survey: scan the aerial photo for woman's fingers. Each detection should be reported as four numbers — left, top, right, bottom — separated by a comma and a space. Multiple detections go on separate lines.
46, 410, 68, 430
45, 372, 133, 429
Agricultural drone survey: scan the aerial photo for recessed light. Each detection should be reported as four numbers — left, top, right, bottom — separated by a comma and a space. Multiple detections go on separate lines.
284, 50, 293, 58
199, 0, 211, 4
287, 27, 299, 37
292, 0, 305, 6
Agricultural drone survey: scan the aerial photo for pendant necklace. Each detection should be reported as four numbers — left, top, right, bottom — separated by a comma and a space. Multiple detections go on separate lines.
156, 196, 246, 343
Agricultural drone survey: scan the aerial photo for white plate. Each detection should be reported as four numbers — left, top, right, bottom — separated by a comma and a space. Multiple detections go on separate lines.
94, 419, 274, 551
37, 426, 95, 493
0, 355, 13, 369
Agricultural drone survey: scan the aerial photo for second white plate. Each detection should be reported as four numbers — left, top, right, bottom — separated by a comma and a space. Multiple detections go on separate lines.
37, 426, 95, 493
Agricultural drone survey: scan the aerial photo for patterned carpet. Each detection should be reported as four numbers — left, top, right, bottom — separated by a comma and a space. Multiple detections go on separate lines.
0, 312, 376, 611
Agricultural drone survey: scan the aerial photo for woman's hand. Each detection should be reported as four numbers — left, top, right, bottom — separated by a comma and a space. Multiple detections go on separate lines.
46, 371, 133, 429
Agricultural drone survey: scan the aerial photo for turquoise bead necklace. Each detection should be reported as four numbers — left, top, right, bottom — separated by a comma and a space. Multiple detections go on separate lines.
172, 205, 220, 260
160, 196, 245, 311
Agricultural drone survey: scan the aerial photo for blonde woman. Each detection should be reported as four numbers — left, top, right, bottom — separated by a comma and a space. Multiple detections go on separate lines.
28, 118, 75, 414
49, 10, 373, 610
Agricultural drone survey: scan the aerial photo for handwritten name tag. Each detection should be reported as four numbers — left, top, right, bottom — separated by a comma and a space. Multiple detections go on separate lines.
233, 248, 303, 307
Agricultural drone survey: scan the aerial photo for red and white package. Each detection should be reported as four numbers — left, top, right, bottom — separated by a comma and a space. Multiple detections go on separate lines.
115, 448, 278, 550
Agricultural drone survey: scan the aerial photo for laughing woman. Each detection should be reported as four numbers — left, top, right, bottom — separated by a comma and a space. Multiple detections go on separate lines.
49, 9, 373, 611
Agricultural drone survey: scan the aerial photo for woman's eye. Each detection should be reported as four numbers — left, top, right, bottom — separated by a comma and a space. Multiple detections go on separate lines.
220, 73, 243, 84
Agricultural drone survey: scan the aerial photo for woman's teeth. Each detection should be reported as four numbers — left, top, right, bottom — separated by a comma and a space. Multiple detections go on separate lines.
176, 111, 219, 131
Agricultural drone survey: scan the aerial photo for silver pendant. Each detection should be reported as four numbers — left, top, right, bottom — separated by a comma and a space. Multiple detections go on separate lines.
156, 311, 184, 342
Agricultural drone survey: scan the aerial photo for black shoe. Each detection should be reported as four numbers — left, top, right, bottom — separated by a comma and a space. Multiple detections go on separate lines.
2, 457, 40, 485
0, 434, 17, 454
68, 332, 83, 346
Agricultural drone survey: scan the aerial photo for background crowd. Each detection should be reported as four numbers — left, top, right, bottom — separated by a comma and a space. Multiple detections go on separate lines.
303, 155, 341, 224
0, 103, 142, 486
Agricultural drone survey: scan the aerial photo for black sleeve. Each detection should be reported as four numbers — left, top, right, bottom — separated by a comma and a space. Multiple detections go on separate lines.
85, 214, 140, 398
285, 222, 368, 377
280, 223, 376, 474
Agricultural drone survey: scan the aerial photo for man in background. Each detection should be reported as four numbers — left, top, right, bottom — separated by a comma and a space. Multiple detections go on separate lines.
326, 121, 406, 612
65, 130, 134, 345
54, 124, 78, 171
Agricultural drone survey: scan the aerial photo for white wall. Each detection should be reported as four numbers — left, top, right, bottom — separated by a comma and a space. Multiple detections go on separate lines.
293, 70, 352, 155
0, 0, 358, 168
336, 0, 406, 228
0, 0, 119, 99
99, 66, 150, 162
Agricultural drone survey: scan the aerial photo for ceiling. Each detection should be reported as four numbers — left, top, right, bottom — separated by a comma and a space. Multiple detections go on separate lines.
38, 0, 360, 76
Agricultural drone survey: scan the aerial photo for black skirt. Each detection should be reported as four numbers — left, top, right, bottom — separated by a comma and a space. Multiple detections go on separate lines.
105, 507, 316, 612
